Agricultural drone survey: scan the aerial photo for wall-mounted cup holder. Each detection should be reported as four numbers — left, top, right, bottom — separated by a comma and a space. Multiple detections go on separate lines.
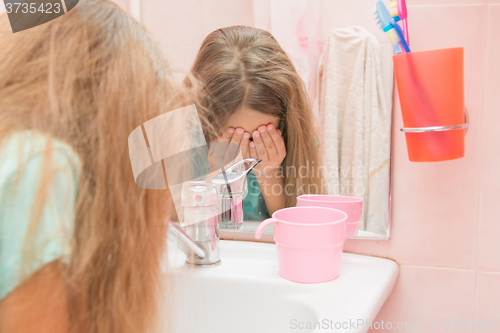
393, 47, 466, 162
401, 107, 469, 135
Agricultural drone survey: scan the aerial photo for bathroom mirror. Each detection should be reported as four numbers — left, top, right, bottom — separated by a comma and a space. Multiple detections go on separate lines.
142, 0, 394, 240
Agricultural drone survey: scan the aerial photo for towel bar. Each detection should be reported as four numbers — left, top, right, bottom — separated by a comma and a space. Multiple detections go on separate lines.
400, 107, 469, 135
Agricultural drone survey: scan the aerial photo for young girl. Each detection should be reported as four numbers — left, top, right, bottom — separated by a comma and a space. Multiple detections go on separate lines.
0, 1, 179, 332
188, 25, 324, 220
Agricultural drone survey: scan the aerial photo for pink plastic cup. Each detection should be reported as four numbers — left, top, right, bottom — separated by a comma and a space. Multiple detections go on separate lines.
296, 195, 363, 237
255, 206, 347, 283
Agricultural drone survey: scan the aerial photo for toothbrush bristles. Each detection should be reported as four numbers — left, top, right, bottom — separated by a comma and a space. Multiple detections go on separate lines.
373, 6, 383, 28
386, 28, 400, 44
388, 0, 398, 15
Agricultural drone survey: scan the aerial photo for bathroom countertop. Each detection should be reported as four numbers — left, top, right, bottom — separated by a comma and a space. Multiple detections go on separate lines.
166, 240, 399, 333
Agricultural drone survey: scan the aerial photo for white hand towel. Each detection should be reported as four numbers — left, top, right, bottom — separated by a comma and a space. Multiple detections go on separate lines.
313, 26, 390, 235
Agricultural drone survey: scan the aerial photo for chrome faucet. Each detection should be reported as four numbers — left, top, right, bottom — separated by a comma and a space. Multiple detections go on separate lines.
167, 181, 220, 266
166, 159, 260, 266
167, 220, 219, 265
211, 158, 261, 229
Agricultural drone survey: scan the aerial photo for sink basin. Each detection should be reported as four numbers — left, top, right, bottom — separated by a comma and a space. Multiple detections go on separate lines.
164, 240, 398, 333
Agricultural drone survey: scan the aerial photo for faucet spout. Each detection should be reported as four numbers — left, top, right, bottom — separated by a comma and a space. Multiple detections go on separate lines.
168, 221, 206, 259
211, 158, 261, 228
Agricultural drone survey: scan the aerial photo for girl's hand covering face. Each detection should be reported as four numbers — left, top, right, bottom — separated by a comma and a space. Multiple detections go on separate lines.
215, 124, 286, 177
249, 124, 286, 177
212, 126, 251, 170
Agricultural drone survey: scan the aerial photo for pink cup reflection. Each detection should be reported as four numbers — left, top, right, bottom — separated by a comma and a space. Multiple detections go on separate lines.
296, 195, 363, 237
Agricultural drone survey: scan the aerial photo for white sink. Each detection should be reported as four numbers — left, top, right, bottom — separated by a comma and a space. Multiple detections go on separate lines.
165, 240, 398, 333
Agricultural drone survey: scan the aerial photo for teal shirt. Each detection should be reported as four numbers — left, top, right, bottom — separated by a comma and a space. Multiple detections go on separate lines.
243, 172, 270, 221
0, 131, 80, 300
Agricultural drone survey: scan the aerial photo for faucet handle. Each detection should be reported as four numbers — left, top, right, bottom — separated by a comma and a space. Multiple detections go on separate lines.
242, 158, 262, 174
211, 158, 261, 194
227, 158, 261, 174
180, 180, 218, 228
181, 181, 218, 208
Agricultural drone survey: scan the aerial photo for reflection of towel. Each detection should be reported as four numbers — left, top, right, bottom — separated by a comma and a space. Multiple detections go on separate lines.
313, 27, 390, 234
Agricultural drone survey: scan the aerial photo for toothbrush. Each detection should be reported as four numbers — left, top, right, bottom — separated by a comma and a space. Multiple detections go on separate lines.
374, 0, 410, 54
388, 0, 409, 46
374, 5, 401, 55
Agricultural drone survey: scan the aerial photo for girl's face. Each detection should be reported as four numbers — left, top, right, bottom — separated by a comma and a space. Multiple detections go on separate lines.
225, 107, 280, 140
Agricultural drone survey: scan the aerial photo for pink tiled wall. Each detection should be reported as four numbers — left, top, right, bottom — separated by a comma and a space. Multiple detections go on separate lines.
342, 2, 500, 331
140, 0, 254, 81
111, 0, 129, 13
124, 0, 500, 330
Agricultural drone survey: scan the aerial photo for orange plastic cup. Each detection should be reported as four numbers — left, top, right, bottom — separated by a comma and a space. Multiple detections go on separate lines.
393, 48, 465, 162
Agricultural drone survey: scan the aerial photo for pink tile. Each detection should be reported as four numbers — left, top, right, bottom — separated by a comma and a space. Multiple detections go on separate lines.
319, 0, 387, 43
142, 0, 253, 67
387, 134, 477, 267
110, 0, 129, 13
318, 0, 337, 43
142, 0, 205, 49
161, 46, 200, 80
372, 266, 475, 332
406, 4, 486, 54
410, 0, 486, 4
201, 0, 253, 34
476, 4, 500, 271
475, 272, 500, 332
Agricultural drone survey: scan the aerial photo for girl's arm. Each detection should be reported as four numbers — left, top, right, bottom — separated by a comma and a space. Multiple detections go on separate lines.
249, 124, 287, 215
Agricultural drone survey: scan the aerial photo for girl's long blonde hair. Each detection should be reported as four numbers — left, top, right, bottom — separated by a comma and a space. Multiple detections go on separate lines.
188, 26, 324, 207
0, 1, 176, 332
